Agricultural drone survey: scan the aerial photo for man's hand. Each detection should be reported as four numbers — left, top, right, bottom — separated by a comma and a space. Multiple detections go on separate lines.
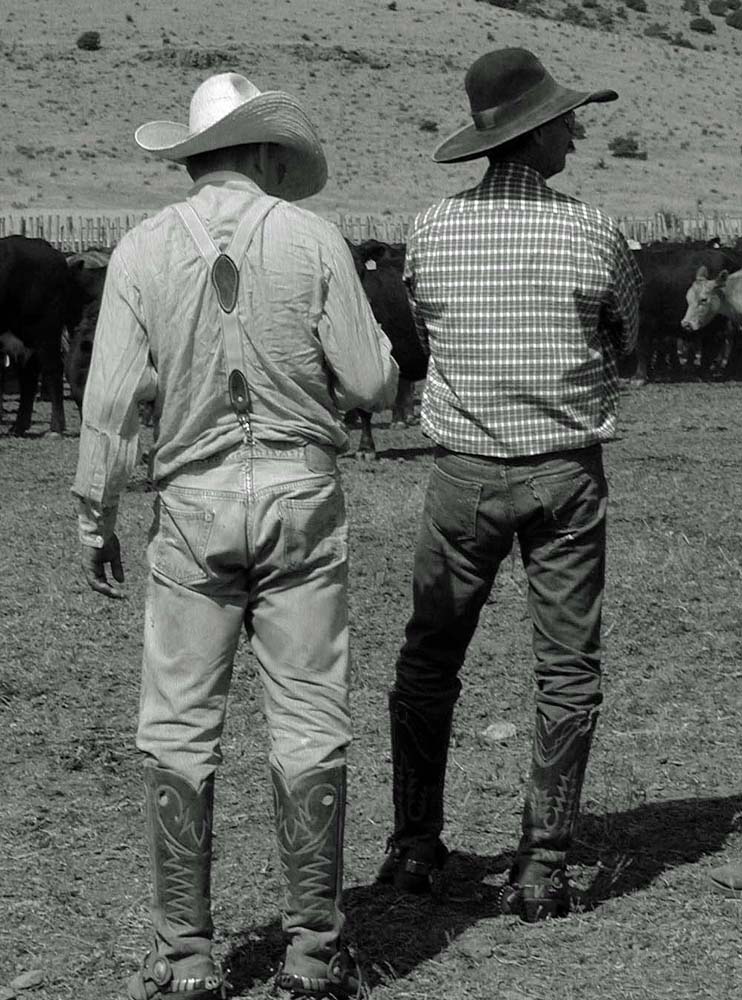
82, 534, 125, 599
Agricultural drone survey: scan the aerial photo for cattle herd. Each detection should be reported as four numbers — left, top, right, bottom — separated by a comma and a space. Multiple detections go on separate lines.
1, 231, 742, 449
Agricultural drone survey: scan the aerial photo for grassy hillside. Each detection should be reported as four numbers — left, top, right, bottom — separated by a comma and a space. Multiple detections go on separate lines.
1, 0, 741, 219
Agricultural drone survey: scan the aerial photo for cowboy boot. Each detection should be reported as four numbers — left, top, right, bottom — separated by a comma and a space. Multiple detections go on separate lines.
127, 765, 225, 1000
271, 762, 362, 999
499, 708, 598, 923
376, 690, 453, 894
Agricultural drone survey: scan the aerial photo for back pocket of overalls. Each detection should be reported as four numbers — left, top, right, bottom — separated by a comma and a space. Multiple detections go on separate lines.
152, 495, 215, 586
279, 485, 347, 571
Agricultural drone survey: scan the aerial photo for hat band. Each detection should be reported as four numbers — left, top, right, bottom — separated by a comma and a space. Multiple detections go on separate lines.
470, 74, 560, 131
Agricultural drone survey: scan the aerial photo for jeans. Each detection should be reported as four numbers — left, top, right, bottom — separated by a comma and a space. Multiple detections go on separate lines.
395, 444, 608, 723
137, 441, 351, 787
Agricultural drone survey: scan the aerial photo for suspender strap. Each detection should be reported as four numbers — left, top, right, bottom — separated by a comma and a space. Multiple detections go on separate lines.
173, 197, 278, 416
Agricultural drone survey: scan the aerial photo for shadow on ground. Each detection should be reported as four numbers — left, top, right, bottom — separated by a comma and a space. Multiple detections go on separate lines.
221, 793, 741, 994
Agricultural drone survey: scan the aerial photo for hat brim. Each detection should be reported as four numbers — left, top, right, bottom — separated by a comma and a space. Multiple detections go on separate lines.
135, 90, 328, 201
433, 86, 618, 164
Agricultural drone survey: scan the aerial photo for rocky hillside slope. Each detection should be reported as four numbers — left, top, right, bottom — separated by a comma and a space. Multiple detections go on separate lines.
1, 0, 740, 220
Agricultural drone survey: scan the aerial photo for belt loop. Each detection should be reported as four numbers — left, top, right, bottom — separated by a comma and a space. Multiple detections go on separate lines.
304, 443, 336, 474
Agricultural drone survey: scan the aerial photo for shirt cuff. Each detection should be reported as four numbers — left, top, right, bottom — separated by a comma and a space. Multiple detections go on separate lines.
78, 500, 118, 548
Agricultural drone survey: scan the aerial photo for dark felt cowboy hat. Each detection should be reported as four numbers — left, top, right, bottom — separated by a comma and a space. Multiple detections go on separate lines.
434, 48, 618, 164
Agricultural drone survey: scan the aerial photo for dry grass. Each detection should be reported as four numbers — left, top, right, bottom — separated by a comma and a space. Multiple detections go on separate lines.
2, 381, 742, 999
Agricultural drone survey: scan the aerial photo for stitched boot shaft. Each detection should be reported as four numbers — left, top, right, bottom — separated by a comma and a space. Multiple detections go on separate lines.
499, 709, 598, 923
377, 690, 453, 892
271, 762, 352, 993
389, 690, 453, 850
516, 708, 599, 878
127, 766, 223, 999
146, 765, 215, 958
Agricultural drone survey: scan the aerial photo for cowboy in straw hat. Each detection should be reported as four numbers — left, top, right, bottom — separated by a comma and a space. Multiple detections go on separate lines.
73, 71, 397, 999
377, 49, 643, 921
135, 71, 328, 200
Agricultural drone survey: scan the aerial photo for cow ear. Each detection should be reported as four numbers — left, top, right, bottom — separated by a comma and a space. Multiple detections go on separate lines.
715, 269, 729, 287
696, 266, 709, 280
68, 259, 86, 272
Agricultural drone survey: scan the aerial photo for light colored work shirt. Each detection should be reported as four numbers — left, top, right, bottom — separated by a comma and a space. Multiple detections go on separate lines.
406, 161, 643, 458
72, 172, 398, 545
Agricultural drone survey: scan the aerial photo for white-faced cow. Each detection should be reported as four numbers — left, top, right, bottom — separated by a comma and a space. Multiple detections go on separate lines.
681, 266, 742, 373
630, 245, 742, 383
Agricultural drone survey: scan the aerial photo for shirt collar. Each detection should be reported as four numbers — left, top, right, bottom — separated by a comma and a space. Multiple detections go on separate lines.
187, 170, 265, 197
482, 160, 547, 189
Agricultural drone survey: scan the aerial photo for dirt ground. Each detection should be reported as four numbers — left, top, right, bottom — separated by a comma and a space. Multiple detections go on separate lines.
1, 382, 741, 1000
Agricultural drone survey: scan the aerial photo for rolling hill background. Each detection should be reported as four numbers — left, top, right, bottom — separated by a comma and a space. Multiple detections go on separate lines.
1, 0, 740, 221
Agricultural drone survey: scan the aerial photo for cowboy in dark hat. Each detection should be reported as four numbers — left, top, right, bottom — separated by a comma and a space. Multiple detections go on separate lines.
377, 48, 643, 921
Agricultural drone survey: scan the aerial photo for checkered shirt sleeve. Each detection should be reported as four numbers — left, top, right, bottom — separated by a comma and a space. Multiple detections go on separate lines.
408, 162, 643, 457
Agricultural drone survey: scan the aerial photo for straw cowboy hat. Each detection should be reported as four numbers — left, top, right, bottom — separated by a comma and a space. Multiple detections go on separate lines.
434, 48, 617, 164
135, 72, 328, 200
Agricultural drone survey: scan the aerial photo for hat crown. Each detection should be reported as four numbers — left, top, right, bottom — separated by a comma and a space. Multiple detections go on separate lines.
465, 48, 550, 114
188, 72, 262, 133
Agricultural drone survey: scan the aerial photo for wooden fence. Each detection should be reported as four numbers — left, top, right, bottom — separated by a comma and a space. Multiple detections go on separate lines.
1, 209, 742, 250
615, 213, 742, 245
0, 212, 150, 251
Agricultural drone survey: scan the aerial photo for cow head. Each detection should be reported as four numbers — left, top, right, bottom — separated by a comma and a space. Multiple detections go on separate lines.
681, 266, 727, 332
64, 257, 108, 333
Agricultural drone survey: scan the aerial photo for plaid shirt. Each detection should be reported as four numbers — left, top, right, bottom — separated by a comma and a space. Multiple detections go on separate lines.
406, 162, 642, 457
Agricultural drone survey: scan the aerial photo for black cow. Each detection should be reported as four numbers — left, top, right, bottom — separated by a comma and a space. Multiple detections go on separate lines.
346, 239, 428, 458
63, 251, 110, 414
0, 237, 100, 435
630, 245, 742, 383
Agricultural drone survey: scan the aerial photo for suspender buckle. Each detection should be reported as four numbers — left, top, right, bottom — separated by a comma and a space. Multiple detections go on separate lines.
229, 369, 250, 412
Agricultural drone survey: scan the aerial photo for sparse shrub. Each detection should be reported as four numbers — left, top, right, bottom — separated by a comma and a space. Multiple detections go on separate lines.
690, 15, 716, 30
76, 30, 101, 51
561, 2, 593, 24
624, 0, 647, 11
729, 0, 742, 9
419, 119, 439, 132
596, 8, 614, 27
708, 0, 729, 14
645, 21, 671, 38
682, 0, 700, 11
727, 8, 742, 25
608, 134, 648, 159
582, 0, 599, 7
672, 31, 696, 46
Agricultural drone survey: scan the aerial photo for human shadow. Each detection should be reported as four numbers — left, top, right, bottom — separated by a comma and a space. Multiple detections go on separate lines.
572, 792, 742, 907
222, 792, 741, 994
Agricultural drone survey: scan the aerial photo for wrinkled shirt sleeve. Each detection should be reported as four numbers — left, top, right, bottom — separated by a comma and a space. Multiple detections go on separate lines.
403, 238, 430, 359
317, 228, 398, 413
71, 247, 157, 546
605, 228, 643, 355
